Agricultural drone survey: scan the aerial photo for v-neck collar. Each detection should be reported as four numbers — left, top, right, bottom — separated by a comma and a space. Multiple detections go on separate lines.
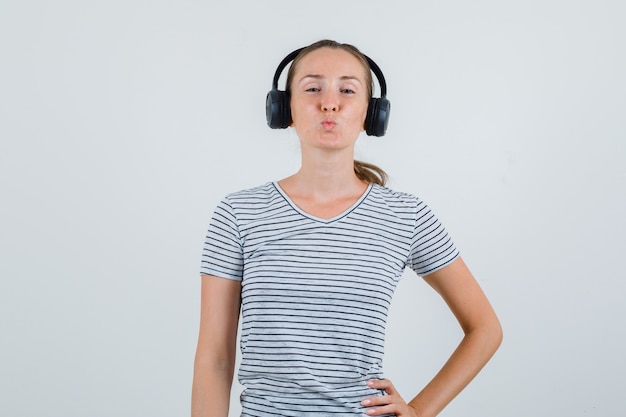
272, 181, 373, 223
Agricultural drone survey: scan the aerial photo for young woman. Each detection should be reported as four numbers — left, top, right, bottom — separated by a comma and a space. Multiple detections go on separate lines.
192, 39, 502, 417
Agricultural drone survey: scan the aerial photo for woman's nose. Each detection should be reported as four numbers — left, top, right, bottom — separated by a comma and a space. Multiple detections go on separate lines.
321, 93, 339, 112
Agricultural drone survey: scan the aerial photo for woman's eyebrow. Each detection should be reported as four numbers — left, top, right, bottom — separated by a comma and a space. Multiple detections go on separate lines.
298, 74, 362, 83
339, 75, 362, 83
298, 74, 323, 83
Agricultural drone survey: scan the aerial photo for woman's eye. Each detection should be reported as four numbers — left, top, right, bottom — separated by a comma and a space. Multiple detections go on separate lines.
341, 88, 355, 94
306, 87, 320, 92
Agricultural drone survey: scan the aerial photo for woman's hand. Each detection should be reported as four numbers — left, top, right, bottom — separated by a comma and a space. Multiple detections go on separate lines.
361, 379, 420, 417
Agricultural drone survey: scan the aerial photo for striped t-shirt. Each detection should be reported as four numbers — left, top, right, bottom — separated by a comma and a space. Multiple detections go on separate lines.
200, 182, 459, 416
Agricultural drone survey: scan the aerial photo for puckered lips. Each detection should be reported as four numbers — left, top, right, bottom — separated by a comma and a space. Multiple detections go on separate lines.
321, 117, 337, 130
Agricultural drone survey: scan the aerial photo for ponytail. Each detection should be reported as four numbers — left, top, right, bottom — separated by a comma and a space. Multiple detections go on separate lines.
354, 160, 388, 187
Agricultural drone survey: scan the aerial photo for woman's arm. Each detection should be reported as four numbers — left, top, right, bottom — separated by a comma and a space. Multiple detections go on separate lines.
363, 257, 503, 417
191, 274, 242, 417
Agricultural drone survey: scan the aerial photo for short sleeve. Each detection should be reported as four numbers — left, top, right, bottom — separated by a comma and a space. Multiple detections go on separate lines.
199, 197, 244, 281
407, 200, 460, 276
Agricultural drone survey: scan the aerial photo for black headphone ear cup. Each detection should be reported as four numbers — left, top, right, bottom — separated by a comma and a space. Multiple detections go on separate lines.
365, 97, 391, 137
266, 89, 291, 129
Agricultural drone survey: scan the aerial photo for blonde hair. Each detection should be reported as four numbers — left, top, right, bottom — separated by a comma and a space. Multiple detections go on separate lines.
286, 39, 389, 187
354, 160, 388, 186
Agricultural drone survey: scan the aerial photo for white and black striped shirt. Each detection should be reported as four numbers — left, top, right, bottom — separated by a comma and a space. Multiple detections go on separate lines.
200, 182, 459, 416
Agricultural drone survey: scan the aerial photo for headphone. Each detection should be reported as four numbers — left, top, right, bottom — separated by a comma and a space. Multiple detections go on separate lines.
265, 47, 391, 137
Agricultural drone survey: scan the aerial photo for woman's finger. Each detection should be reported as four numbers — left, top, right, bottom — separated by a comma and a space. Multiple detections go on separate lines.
367, 378, 397, 394
362, 379, 418, 417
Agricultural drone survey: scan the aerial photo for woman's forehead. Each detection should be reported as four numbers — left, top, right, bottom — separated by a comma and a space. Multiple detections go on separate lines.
294, 48, 368, 80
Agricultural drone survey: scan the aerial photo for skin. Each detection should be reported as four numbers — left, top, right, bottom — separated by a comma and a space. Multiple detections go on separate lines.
191, 47, 503, 417
191, 275, 240, 417
361, 257, 502, 416
278, 47, 372, 214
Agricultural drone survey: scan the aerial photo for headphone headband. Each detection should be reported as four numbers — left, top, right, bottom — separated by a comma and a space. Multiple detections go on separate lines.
271, 47, 388, 97
271, 48, 303, 90
266, 45, 391, 137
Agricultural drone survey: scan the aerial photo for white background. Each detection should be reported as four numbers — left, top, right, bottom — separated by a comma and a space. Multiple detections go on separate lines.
1, 1, 624, 416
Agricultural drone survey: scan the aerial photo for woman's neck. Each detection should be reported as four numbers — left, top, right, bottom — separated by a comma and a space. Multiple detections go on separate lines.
279, 149, 367, 201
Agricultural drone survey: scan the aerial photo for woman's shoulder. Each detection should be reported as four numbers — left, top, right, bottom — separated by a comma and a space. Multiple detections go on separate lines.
219, 182, 285, 210
361, 184, 431, 222
370, 183, 423, 206
224, 182, 276, 199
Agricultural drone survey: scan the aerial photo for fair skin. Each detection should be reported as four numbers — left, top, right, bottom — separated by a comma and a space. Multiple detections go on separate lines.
191, 47, 502, 417
191, 275, 240, 417
278, 47, 371, 215
361, 256, 502, 417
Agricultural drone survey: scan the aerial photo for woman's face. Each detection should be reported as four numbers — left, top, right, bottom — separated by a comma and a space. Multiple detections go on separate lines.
289, 47, 370, 152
